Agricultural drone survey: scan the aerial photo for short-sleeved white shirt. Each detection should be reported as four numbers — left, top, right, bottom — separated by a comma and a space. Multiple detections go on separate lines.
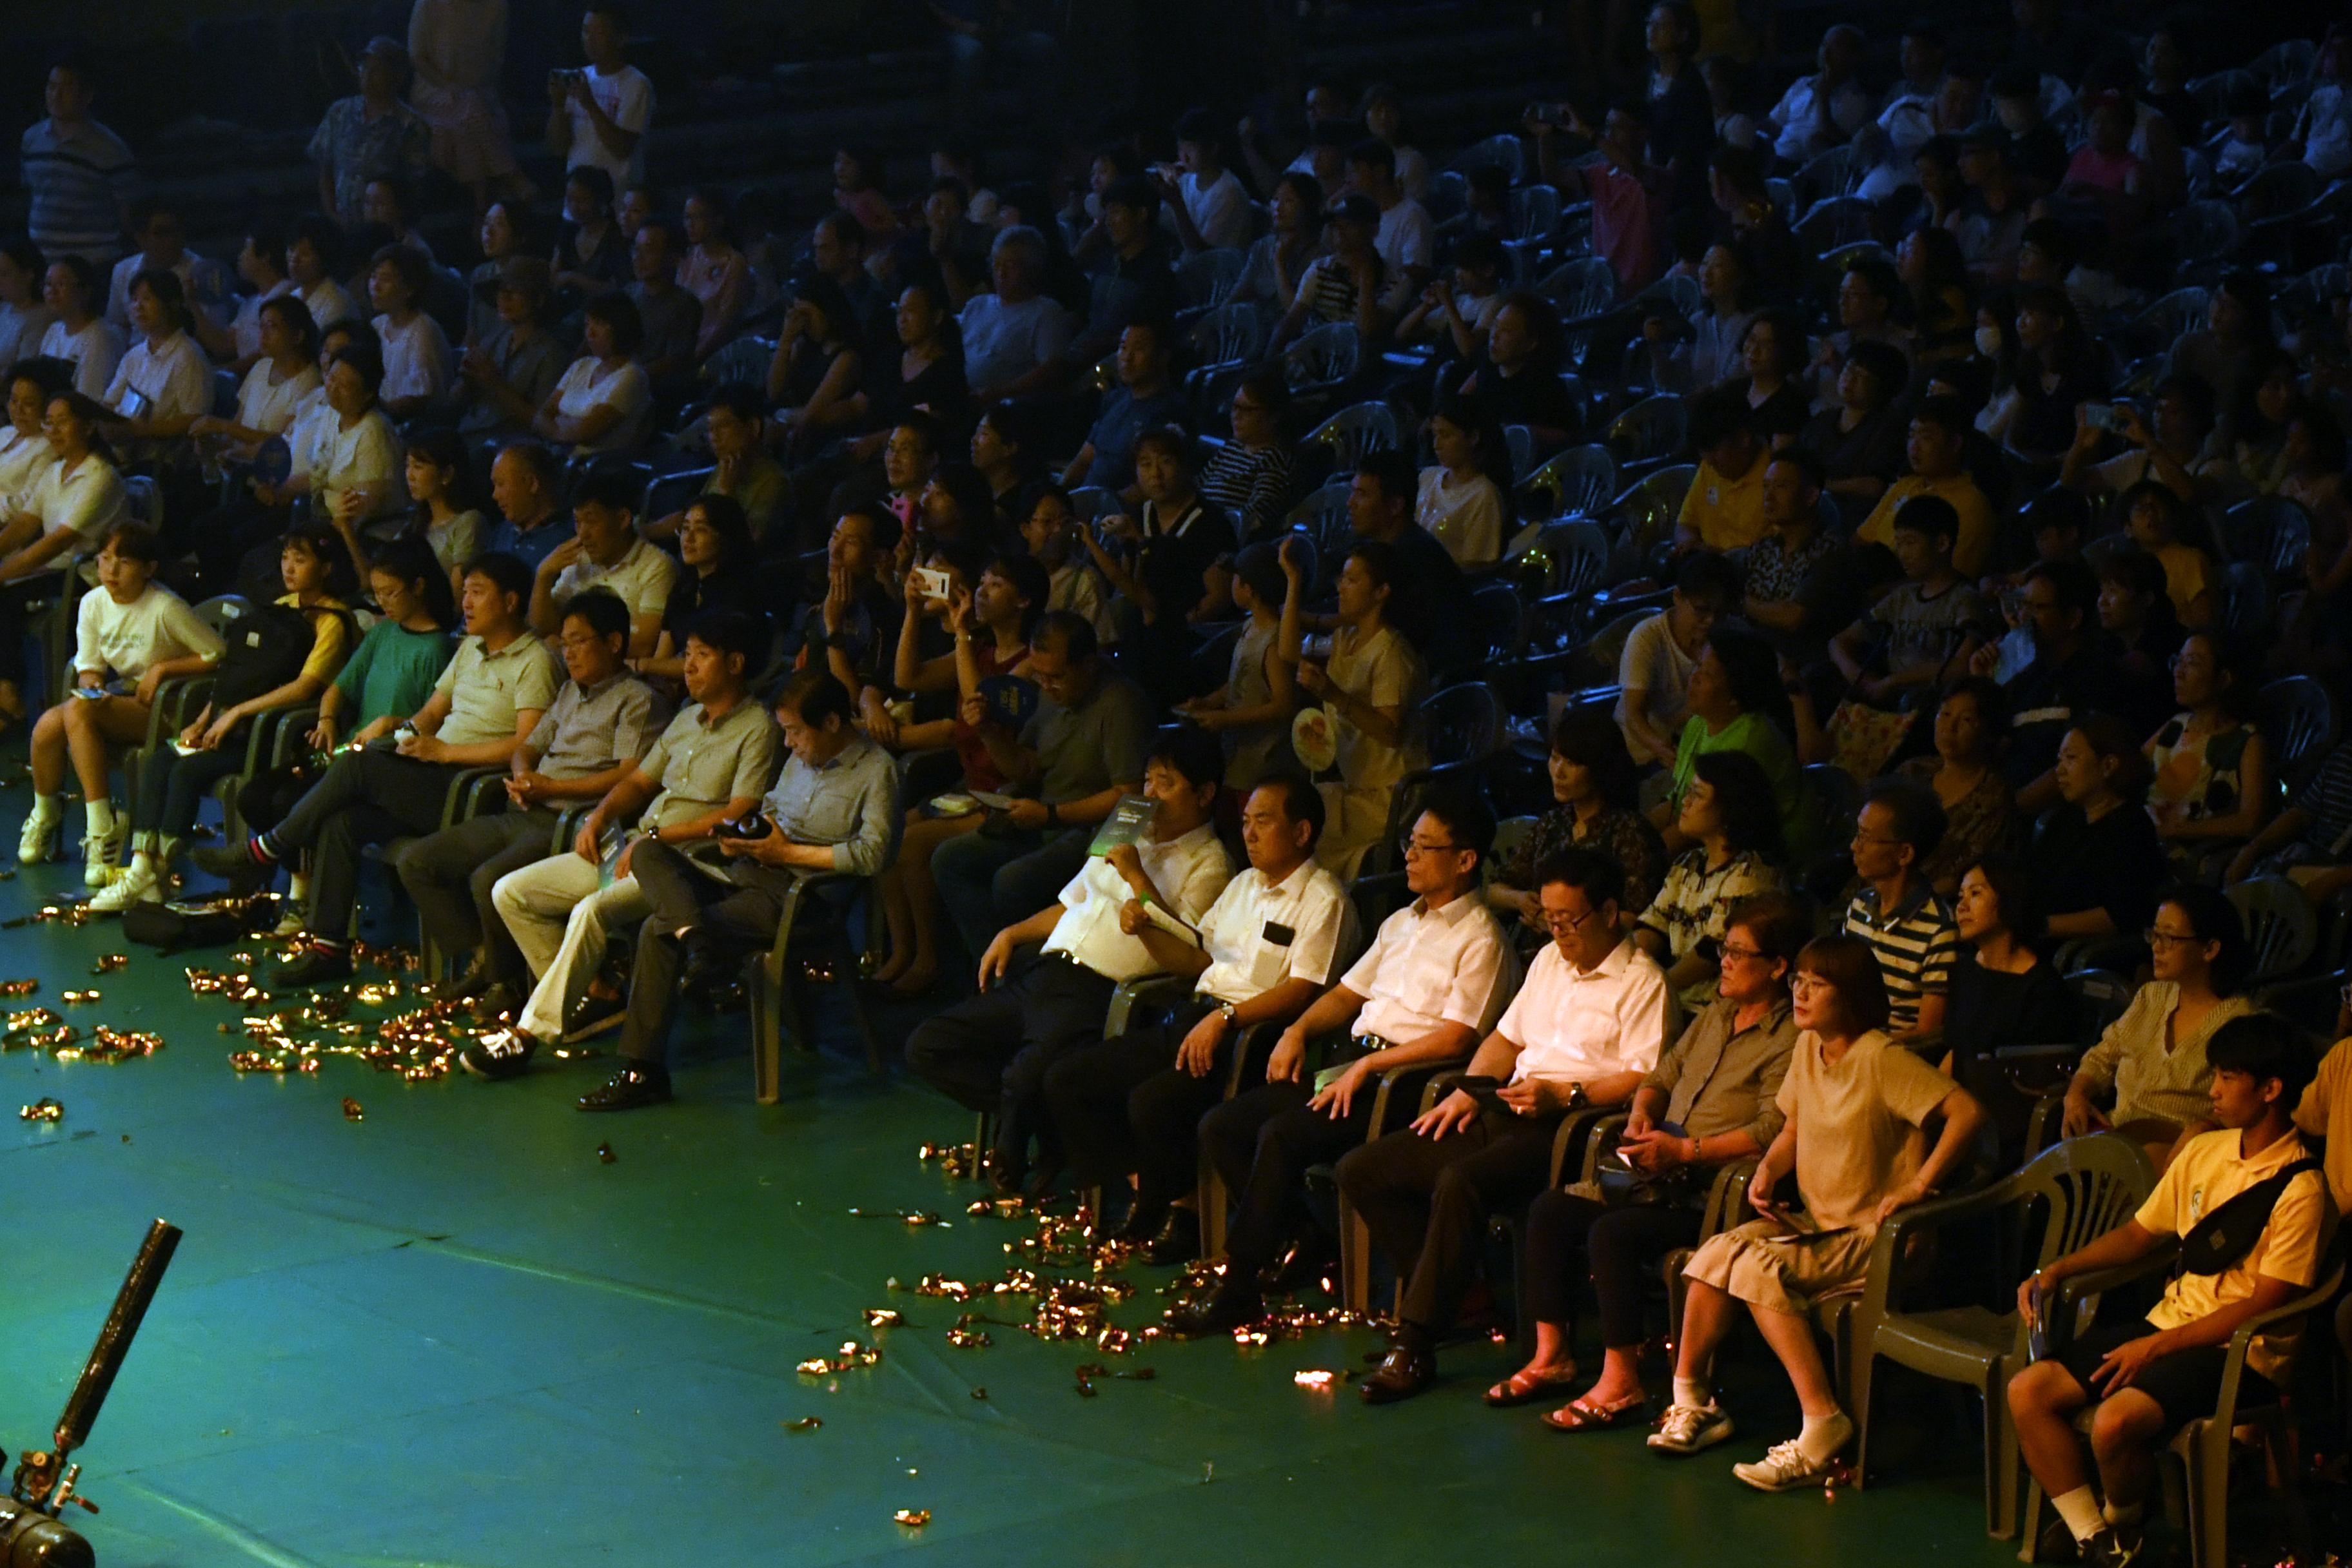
310, 406, 406, 522
1193, 858, 1357, 1006
75, 582, 224, 679
1613, 609, 1699, 752
565, 63, 654, 188
551, 355, 652, 454
1342, 894, 1519, 1043
551, 536, 680, 623
235, 359, 324, 437
1495, 938, 1674, 1087
1044, 823, 1236, 982
24, 454, 126, 547
38, 316, 126, 401
104, 330, 211, 424
373, 311, 453, 404
1178, 169, 1253, 250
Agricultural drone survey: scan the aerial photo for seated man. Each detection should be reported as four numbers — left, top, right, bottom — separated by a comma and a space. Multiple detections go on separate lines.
481, 609, 775, 1052
1041, 774, 1356, 1262
529, 460, 678, 660
1617, 551, 1738, 771
197, 552, 560, 987
1827, 495, 1987, 717
1173, 789, 1517, 1336
396, 588, 658, 1017
1853, 397, 1998, 577
1843, 778, 1956, 1048
1060, 319, 1185, 498
527, 669, 899, 1108
905, 725, 1235, 1191
934, 611, 1152, 967
1673, 387, 1769, 554
1654, 934, 1984, 1490
1337, 847, 1674, 1404
2010, 1014, 2332, 1565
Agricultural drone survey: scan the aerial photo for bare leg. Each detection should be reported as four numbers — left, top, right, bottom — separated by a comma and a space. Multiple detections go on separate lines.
872, 858, 915, 985
28, 705, 69, 795
1673, 1279, 1738, 1382
1581, 1344, 1647, 1404
2007, 1358, 2096, 1500
892, 811, 982, 994
2088, 1389, 2166, 1513
1751, 1302, 1841, 1419
64, 695, 150, 802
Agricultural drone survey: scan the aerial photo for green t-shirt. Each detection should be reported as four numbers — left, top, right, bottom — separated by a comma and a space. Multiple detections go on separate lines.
1670, 709, 1806, 858
332, 621, 456, 729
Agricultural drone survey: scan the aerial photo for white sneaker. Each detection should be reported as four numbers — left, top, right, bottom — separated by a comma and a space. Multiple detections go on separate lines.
1732, 1424, 1850, 1493
1647, 1401, 1735, 1455
89, 859, 161, 913
17, 810, 59, 865
83, 827, 126, 887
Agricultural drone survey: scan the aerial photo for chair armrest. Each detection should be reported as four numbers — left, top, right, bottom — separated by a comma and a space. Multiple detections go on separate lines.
1360, 1057, 1470, 1139
263, 705, 324, 771
2044, 1242, 2182, 1320
146, 674, 217, 748
1547, 1105, 1623, 1186
438, 766, 508, 827
1995, 1042, 2084, 1098
1562, 1112, 1631, 1195
1699, 1157, 1762, 1238
1105, 974, 1195, 1037
1420, 1068, 1468, 1113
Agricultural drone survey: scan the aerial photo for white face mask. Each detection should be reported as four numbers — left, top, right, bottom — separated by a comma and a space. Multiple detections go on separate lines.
1975, 326, 2003, 358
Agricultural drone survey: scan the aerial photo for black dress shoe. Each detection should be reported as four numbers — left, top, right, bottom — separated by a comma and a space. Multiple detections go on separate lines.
1143, 1207, 1201, 1266
458, 1026, 537, 1081
576, 1063, 672, 1112
473, 981, 523, 1022
1112, 1200, 1168, 1244
433, 957, 493, 1001
679, 928, 740, 996
193, 840, 273, 895
1360, 1326, 1436, 1405
272, 946, 354, 988
1257, 1237, 1339, 1294
564, 990, 625, 1042
1166, 1280, 1263, 1338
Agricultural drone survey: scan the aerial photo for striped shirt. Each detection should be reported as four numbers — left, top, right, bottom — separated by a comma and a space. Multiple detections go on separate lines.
1844, 878, 1958, 1034
1198, 440, 1293, 540
21, 119, 135, 264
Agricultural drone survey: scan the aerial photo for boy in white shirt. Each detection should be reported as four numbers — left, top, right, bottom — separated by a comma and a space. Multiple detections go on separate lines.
20, 524, 223, 876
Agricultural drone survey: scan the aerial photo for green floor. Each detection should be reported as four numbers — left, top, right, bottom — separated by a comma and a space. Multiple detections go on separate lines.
0, 799, 2034, 1567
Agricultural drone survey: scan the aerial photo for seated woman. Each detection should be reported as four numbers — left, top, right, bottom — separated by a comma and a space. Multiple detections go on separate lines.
230, 344, 402, 600
93, 524, 357, 911
1447, 292, 1577, 451
1638, 240, 1755, 397
2061, 884, 2254, 1173
1487, 707, 1667, 926
1652, 933, 1985, 1489
1197, 369, 1295, 544
1498, 892, 1808, 1429
1981, 286, 2106, 467
1727, 309, 1810, 449
1633, 749, 1787, 1012
2115, 478, 2216, 630
36, 254, 124, 401
186, 296, 324, 476
1277, 536, 1425, 880
0, 389, 128, 728
551, 166, 630, 306
455, 255, 564, 446
19, 523, 222, 876
1415, 391, 1509, 569
1017, 486, 1113, 647
2034, 716, 2166, 944
765, 273, 865, 463
2145, 629, 2269, 868
534, 293, 651, 457
1893, 676, 2014, 896
305, 537, 458, 759
0, 358, 66, 523
383, 429, 486, 595
872, 549, 1045, 995
1656, 629, 1801, 857
680, 188, 751, 362
857, 280, 966, 453
1174, 540, 1296, 790
640, 495, 761, 685
1941, 853, 2076, 1155
365, 245, 453, 423
1795, 338, 1907, 510
102, 268, 212, 455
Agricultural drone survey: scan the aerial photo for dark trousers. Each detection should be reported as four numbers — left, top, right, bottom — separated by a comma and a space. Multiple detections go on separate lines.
271, 744, 459, 937
1041, 999, 1218, 1207
391, 808, 562, 982
1335, 1108, 1563, 1333
933, 825, 1092, 967
903, 952, 1117, 1173
0, 576, 59, 685
616, 838, 798, 1068
1523, 1189, 1701, 1348
132, 741, 244, 836
1200, 1081, 1370, 1275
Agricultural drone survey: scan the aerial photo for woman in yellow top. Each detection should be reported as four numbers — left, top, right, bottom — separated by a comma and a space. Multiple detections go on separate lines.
2061, 885, 2254, 1171
93, 525, 356, 912
2116, 479, 2215, 629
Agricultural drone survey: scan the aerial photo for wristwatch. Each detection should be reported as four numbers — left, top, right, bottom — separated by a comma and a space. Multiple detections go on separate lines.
1217, 1002, 1239, 1029
1565, 1081, 1589, 1111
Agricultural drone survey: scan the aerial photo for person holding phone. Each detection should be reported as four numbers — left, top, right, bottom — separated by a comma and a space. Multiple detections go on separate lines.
1654, 935, 1984, 1491
1338, 847, 1674, 1405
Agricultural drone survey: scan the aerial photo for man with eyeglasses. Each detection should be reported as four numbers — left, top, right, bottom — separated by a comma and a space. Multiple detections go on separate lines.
1169, 790, 1518, 1337
397, 589, 660, 1016
1338, 846, 1673, 1404
1843, 779, 1957, 1050
1041, 774, 1356, 1265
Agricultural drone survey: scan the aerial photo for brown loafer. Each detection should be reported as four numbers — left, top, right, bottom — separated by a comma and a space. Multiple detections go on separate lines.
1359, 1329, 1435, 1405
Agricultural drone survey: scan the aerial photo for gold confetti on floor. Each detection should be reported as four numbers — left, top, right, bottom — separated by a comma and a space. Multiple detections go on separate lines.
596, 1142, 616, 1164
891, 1509, 930, 1529
19, 1097, 63, 1122
781, 1416, 822, 1433
340, 1098, 364, 1122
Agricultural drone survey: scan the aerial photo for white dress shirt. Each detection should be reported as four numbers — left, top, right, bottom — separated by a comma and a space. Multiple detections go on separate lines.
0, 427, 53, 511
234, 359, 324, 437
104, 329, 211, 423
551, 535, 681, 624
1194, 858, 1357, 1006
1495, 937, 1673, 1088
230, 278, 295, 362
1344, 893, 1518, 1043
373, 311, 453, 404
1043, 823, 1235, 983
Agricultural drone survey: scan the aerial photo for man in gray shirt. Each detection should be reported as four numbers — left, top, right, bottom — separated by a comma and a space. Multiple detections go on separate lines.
549, 669, 899, 1110
934, 611, 1152, 965
397, 589, 659, 1016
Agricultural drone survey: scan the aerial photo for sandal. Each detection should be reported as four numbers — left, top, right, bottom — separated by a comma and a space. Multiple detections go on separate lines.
1540, 1393, 1649, 1432
1483, 1364, 1580, 1408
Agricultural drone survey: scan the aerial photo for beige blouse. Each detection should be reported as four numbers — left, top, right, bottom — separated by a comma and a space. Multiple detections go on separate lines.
2075, 983, 2254, 1132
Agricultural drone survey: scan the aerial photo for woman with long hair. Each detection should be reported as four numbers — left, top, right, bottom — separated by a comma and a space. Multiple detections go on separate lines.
2145, 630, 2270, 859
1416, 390, 1511, 567
1280, 535, 1426, 880
0, 389, 128, 725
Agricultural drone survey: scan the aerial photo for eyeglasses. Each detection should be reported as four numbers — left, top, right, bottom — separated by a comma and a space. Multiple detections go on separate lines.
1789, 974, 1836, 996
1531, 906, 1603, 935
1719, 942, 1766, 963
2143, 928, 2201, 948
1398, 834, 1462, 859
1850, 831, 1902, 848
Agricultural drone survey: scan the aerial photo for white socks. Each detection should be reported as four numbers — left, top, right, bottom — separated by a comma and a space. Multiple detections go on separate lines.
1672, 1376, 1711, 1410
84, 798, 115, 839
28, 793, 61, 827
1797, 1409, 1851, 1463
2054, 1485, 2105, 1544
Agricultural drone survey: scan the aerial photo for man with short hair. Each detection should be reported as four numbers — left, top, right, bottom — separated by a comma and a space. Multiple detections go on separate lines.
530, 460, 678, 656
1347, 138, 1433, 314
195, 553, 562, 987
1338, 847, 1674, 1403
934, 611, 1152, 963
1674, 387, 1769, 553
1349, 449, 1471, 666
1741, 448, 1857, 664
548, 669, 900, 1109
546, 2, 653, 191
669, 381, 787, 545
1854, 397, 1999, 576
1072, 177, 1180, 367
1844, 780, 1957, 1046
1157, 108, 1252, 251
1061, 320, 1185, 495
908, 726, 1237, 1189
484, 609, 776, 1052
959, 228, 1074, 404
482, 442, 571, 574
2059, 376, 2230, 507
1986, 64, 2070, 197
810, 211, 892, 358
1043, 774, 1358, 1261
105, 199, 233, 335
1175, 790, 1516, 1334
1766, 24, 1872, 165
1618, 551, 1740, 769
2009, 1015, 2333, 1566
397, 588, 658, 1014
627, 218, 701, 400
21, 53, 136, 267
1975, 556, 2136, 798
1832, 495, 1988, 709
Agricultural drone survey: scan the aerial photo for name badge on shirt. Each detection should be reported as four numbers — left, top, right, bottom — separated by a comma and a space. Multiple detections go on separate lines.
1262, 921, 1296, 946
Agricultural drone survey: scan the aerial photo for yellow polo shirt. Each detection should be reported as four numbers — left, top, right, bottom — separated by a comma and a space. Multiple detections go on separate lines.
1856, 473, 1998, 577
1676, 455, 1769, 551
2136, 1125, 2335, 1382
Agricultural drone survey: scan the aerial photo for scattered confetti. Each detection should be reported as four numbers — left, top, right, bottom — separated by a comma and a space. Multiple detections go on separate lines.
340, 1098, 364, 1122
968, 1387, 986, 1400
90, 954, 128, 974
796, 1341, 881, 1375
891, 1509, 930, 1529
848, 1207, 945, 1227
59, 990, 100, 1004
19, 1098, 63, 1122
861, 1308, 903, 1328
0, 979, 38, 997
596, 1142, 616, 1164
781, 1417, 822, 1433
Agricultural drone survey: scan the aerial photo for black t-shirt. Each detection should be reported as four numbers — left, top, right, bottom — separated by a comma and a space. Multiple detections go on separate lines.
1135, 498, 1235, 630
2000, 640, 2142, 786
1647, 63, 1717, 207
1798, 403, 1905, 487
2032, 802, 2165, 937
1373, 521, 1473, 671
1945, 954, 2078, 1146
1456, 359, 1580, 440
864, 349, 970, 432
1732, 377, 1810, 445
663, 566, 769, 640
